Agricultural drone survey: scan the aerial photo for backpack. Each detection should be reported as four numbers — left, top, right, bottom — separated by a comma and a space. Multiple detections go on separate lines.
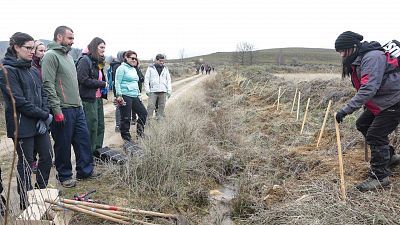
382, 40, 400, 58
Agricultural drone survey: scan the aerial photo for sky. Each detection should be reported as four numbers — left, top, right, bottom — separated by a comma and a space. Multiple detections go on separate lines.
1, 0, 400, 60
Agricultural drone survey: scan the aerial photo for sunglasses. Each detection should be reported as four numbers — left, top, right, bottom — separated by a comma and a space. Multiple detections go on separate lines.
129, 57, 138, 61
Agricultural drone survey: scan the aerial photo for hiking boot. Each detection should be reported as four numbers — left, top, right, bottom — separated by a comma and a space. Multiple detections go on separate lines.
356, 177, 390, 192
60, 178, 77, 188
388, 154, 400, 168
77, 170, 101, 181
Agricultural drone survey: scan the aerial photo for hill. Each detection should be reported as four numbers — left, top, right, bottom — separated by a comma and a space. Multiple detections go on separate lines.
178, 47, 341, 66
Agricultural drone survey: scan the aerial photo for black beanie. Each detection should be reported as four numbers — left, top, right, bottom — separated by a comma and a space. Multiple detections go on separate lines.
335, 31, 364, 51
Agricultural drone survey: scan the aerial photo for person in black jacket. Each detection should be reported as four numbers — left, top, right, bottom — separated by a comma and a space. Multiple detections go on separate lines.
0, 32, 53, 210
111, 51, 124, 132
77, 37, 107, 153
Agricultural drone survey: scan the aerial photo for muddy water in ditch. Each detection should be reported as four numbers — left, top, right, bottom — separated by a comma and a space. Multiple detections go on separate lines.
201, 183, 237, 225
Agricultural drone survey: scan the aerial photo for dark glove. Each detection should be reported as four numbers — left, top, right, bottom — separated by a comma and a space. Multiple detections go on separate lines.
335, 110, 347, 123
45, 114, 53, 127
101, 87, 108, 95
54, 113, 66, 128
36, 120, 47, 134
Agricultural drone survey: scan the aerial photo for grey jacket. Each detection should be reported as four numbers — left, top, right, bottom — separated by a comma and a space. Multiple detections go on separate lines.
343, 49, 400, 115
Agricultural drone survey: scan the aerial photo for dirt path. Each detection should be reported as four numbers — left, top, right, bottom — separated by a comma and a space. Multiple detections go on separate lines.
0, 73, 210, 219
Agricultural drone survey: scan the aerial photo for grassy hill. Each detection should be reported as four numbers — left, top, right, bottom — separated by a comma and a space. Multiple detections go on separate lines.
176, 47, 341, 66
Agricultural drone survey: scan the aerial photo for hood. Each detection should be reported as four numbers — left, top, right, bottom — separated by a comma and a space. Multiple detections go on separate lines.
46, 41, 70, 54
116, 51, 125, 62
359, 41, 383, 55
110, 60, 121, 67
2, 48, 32, 68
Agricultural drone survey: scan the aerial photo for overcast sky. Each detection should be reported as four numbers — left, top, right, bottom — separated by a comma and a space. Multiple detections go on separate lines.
1, 0, 399, 60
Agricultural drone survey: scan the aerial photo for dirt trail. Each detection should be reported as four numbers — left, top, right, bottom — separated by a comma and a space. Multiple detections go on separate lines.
0, 73, 210, 218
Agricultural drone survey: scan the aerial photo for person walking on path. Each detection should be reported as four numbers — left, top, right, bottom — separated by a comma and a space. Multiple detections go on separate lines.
115, 50, 147, 143
77, 37, 108, 153
41, 26, 99, 188
0, 32, 53, 209
334, 31, 400, 192
144, 54, 172, 120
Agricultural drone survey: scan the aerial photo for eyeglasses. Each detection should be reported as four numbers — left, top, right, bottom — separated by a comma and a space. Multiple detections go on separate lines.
129, 57, 138, 61
22, 45, 35, 51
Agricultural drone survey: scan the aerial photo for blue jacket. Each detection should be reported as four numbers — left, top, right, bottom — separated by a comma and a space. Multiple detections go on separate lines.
115, 62, 140, 97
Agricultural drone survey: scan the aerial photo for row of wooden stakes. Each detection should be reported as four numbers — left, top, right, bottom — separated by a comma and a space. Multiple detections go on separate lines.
45, 198, 179, 225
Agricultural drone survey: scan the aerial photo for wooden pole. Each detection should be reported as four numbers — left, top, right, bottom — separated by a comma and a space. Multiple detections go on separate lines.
291, 88, 298, 114
74, 204, 157, 225
60, 198, 178, 220
277, 86, 281, 111
316, 100, 332, 147
46, 200, 130, 224
296, 91, 301, 121
300, 98, 311, 134
334, 113, 347, 202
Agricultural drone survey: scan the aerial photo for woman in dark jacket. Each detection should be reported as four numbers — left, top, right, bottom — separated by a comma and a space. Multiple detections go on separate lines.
76, 37, 107, 153
0, 32, 53, 209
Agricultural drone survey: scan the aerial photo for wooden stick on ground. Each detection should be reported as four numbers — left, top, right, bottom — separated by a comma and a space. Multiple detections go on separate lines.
75, 204, 157, 225
296, 91, 301, 121
291, 88, 298, 114
300, 98, 311, 134
316, 100, 332, 147
60, 198, 178, 220
277, 86, 281, 111
334, 113, 347, 202
45, 200, 130, 225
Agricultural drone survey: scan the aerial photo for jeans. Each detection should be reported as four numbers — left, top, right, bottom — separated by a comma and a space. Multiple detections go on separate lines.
51, 107, 94, 182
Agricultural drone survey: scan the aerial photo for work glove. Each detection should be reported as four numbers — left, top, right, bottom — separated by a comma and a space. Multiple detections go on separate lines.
146, 92, 150, 97
167, 92, 171, 99
335, 110, 347, 123
45, 114, 53, 127
54, 113, 66, 128
36, 120, 47, 134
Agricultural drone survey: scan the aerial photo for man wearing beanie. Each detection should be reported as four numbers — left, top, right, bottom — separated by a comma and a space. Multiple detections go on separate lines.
335, 31, 400, 191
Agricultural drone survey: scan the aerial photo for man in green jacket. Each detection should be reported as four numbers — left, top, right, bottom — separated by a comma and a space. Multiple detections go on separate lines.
42, 26, 100, 188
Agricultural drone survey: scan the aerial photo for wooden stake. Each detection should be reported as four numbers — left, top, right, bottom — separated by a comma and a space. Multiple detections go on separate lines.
291, 88, 298, 114
60, 198, 178, 220
334, 113, 347, 202
316, 100, 332, 147
300, 98, 311, 134
277, 86, 281, 111
296, 91, 301, 121
46, 200, 130, 224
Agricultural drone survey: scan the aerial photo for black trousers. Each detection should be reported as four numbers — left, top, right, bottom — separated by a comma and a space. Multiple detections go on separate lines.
120, 95, 147, 141
14, 133, 52, 207
356, 103, 400, 179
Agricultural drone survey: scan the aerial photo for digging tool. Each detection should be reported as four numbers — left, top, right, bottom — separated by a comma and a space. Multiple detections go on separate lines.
364, 139, 369, 162
334, 113, 347, 202
316, 100, 332, 147
60, 198, 179, 220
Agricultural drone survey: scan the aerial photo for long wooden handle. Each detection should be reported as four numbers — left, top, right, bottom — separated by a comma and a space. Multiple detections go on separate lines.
316, 100, 332, 147
45, 199, 130, 224
334, 113, 346, 201
61, 198, 178, 219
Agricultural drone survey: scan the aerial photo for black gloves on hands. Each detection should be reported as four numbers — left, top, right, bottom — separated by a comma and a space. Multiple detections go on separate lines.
335, 110, 347, 123
45, 114, 53, 127
36, 120, 47, 134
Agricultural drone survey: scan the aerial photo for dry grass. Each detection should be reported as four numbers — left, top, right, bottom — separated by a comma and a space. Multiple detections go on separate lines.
203, 68, 400, 225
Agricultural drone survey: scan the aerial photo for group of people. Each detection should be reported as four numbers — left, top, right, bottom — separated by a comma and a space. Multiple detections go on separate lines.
0, 25, 172, 210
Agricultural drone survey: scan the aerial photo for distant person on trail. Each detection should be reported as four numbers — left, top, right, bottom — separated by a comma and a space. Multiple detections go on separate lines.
41, 26, 100, 188
115, 50, 147, 143
0, 32, 53, 210
334, 31, 400, 192
144, 54, 172, 120
110, 51, 125, 132
200, 64, 204, 74
76, 37, 108, 154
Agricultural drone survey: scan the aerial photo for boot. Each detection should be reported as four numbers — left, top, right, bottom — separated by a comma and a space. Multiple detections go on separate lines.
356, 177, 390, 192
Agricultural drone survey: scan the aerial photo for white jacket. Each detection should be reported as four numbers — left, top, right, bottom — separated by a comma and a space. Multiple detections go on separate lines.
144, 64, 172, 93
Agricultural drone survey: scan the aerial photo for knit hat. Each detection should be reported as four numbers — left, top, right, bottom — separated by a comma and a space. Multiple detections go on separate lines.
335, 31, 363, 51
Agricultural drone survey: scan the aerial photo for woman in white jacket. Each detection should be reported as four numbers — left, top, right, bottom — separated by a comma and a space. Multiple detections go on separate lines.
144, 54, 172, 119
